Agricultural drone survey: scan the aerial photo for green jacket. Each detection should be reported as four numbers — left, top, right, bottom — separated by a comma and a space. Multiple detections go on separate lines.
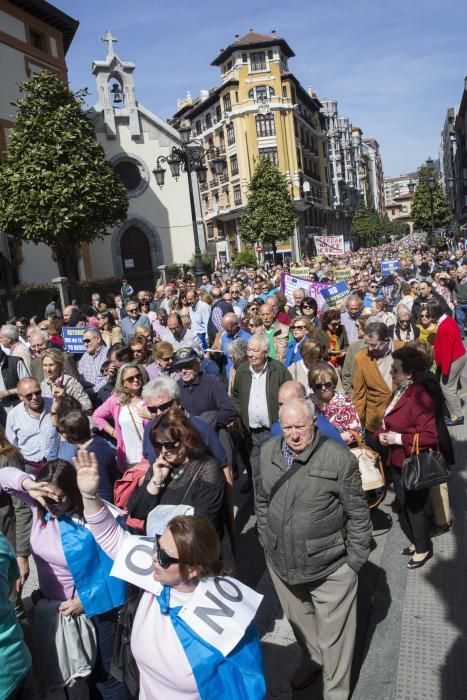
231, 359, 292, 429
0, 453, 32, 558
256, 432, 372, 585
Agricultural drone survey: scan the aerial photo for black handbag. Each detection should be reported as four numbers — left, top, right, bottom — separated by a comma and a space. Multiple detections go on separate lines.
402, 434, 451, 492
110, 584, 143, 699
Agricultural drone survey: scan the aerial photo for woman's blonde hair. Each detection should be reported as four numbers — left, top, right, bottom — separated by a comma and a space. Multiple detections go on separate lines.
41, 348, 65, 373
114, 362, 149, 404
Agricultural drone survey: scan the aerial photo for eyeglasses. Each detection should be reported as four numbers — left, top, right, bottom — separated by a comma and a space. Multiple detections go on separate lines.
292, 325, 305, 330
158, 356, 173, 362
83, 338, 93, 344
127, 308, 138, 313
312, 382, 334, 391
147, 399, 174, 414
302, 304, 313, 309
22, 390, 42, 400
153, 440, 179, 452
153, 534, 180, 569
124, 374, 142, 383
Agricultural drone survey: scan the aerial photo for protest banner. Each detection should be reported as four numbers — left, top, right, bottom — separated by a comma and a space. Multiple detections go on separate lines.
280, 273, 330, 310
62, 326, 92, 353
320, 281, 351, 306
381, 259, 400, 275
289, 266, 310, 279
333, 267, 352, 282
314, 235, 345, 256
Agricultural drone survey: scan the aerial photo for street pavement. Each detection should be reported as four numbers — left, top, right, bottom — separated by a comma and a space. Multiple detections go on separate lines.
23, 368, 467, 700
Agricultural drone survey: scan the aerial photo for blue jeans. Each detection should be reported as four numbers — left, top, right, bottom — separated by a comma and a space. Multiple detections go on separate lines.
197, 332, 208, 349
89, 609, 127, 700
455, 303, 467, 337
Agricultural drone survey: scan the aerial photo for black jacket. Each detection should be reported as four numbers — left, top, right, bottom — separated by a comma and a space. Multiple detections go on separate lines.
411, 291, 451, 323
178, 372, 237, 428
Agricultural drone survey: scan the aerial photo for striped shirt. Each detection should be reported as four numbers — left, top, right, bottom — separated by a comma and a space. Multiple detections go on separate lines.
6, 398, 58, 462
77, 345, 108, 393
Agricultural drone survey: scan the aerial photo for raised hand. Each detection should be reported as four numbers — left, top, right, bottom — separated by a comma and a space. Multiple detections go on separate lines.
73, 449, 100, 496
22, 477, 60, 508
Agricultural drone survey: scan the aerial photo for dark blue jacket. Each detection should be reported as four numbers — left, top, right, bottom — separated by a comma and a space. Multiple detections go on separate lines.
178, 372, 237, 427
142, 415, 228, 466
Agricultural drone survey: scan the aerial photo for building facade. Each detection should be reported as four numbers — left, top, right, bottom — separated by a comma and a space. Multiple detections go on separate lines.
361, 138, 385, 216
0, 0, 78, 282
384, 173, 416, 204
170, 31, 331, 263
384, 192, 414, 234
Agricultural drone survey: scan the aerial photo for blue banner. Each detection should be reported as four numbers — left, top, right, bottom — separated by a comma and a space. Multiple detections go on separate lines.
62, 326, 92, 354
381, 259, 400, 275
320, 281, 350, 306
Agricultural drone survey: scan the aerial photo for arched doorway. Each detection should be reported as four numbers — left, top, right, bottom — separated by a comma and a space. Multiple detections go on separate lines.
120, 226, 155, 289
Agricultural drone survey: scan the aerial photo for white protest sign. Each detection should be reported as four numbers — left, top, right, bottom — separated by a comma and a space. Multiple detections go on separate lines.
110, 533, 162, 595
314, 235, 345, 256
280, 272, 330, 309
178, 575, 263, 657
146, 504, 194, 538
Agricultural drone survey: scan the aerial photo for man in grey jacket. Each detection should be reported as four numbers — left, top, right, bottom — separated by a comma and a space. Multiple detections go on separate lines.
256, 399, 372, 697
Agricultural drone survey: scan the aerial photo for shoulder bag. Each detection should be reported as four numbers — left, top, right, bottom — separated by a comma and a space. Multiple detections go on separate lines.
402, 433, 451, 492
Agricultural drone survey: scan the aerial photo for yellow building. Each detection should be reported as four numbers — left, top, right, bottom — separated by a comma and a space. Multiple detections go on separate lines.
171, 31, 331, 263
385, 191, 414, 234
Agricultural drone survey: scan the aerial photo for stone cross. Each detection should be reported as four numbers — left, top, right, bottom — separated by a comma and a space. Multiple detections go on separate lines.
102, 30, 118, 57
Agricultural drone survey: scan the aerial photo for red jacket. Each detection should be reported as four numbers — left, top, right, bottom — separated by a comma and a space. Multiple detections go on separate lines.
373, 383, 438, 469
433, 316, 465, 377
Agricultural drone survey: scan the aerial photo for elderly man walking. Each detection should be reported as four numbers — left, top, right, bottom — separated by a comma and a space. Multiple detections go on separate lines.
256, 398, 371, 697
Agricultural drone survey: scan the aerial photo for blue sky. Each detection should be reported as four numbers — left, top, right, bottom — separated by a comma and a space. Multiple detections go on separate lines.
57, 0, 467, 177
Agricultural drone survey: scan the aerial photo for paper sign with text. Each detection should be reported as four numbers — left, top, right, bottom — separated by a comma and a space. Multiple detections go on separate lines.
110, 533, 162, 596
289, 266, 310, 279
281, 273, 330, 309
178, 576, 263, 657
320, 281, 351, 306
333, 268, 353, 282
314, 235, 345, 256
381, 259, 400, 275
62, 326, 92, 354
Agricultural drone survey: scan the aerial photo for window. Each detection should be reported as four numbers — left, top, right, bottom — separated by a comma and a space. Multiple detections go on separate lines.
256, 114, 275, 137
268, 50, 273, 59
223, 94, 232, 112
219, 131, 225, 150
226, 123, 235, 145
282, 85, 288, 98
207, 223, 215, 240
30, 29, 46, 52
248, 86, 275, 102
215, 105, 222, 121
205, 113, 212, 128
250, 51, 266, 71
242, 53, 248, 63
233, 185, 242, 206
195, 120, 202, 135
259, 148, 278, 166
230, 154, 239, 175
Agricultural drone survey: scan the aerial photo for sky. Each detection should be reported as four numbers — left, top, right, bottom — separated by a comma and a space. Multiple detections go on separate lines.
56, 0, 467, 177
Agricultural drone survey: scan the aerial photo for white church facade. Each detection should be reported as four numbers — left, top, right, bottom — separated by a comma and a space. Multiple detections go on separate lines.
16, 32, 201, 287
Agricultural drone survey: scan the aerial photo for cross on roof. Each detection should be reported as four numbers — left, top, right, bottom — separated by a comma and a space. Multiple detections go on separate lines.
102, 30, 118, 57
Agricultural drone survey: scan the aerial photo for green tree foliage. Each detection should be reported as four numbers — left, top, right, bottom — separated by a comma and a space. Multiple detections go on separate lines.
411, 164, 452, 232
0, 71, 128, 280
240, 158, 297, 259
350, 202, 380, 247
232, 251, 258, 269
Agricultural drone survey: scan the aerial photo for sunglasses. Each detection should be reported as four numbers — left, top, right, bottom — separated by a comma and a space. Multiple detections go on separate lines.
153, 534, 180, 569
292, 325, 305, 330
302, 304, 313, 309
83, 338, 93, 344
124, 374, 142, 383
127, 308, 138, 313
153, 440, 179, 452
313, 382, 334, 390
147, 399, 174, 414
22, 390, 42, 400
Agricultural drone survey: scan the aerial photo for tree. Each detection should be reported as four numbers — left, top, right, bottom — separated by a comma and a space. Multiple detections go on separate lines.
240, 158, 297, 261
411, 164, 452, 232
232, 251, 258, 269
0, 71, 128, 283
350, 201, 381, 247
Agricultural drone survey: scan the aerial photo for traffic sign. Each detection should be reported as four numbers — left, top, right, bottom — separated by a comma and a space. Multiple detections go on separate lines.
255, 246, 262, 253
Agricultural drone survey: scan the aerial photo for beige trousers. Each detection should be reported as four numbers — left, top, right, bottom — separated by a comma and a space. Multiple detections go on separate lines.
269, 562, 358, 700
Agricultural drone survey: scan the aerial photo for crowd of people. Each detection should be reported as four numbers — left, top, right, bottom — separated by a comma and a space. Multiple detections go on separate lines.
0, 231, 465, 699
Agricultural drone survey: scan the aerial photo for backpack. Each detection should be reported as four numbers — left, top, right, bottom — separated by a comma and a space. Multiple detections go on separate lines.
110, 584, 144, 699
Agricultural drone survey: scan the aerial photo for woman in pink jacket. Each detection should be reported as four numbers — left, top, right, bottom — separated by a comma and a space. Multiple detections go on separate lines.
92, 362, 149, 472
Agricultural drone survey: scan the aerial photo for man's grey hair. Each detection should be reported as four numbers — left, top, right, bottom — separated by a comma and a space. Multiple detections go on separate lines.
84, 328, 102, 339
248, 332, 270, 353
279, 398, 315, 422
125, 300, 138, 310
29, 329, 49, 342
346, 294, 363, 307
228, 338, 248, 364
364, 321, 389, 340
293, 287, 306, 297
1, 324, 19, 342
142, 376, 181, 402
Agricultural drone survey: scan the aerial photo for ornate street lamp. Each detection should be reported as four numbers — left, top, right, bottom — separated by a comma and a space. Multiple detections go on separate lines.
152, 120, 227, 284
407, 179, 416, 194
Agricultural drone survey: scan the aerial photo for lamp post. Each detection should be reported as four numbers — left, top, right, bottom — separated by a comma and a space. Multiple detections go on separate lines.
152, 120, 226, 284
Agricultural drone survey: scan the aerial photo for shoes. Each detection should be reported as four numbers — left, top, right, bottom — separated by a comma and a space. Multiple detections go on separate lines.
407, 550, 433, 569
290, 667, 321, 691
239, 478, 252, 494
401, 546, 415, 556
444, 416, 464, 426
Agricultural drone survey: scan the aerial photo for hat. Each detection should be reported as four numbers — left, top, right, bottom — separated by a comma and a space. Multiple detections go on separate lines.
171, 347, 199, 369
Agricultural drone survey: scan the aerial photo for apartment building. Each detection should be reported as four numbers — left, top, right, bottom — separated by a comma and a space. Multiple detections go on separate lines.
170, 31, 331, 262
361, 138, 385, 217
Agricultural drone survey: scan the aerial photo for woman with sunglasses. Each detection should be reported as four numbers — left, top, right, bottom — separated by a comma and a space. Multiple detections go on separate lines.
127, 407, 225, 535
299, 296, 320, 326
416, 309, 438, 345
146, 341, 174, 380
93, 362, 149, 472
74, 450, 266, 700
308, 362, 362, 444
0, 459, 128, 698
284, 318, 314, 367
319, 308, 349, 367
97, 310, 123, 347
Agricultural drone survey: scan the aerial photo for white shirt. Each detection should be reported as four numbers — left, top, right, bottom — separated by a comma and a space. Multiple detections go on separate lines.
248, 363, 270, 428
118, 404, 144, 464
6, 398, 57, 462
